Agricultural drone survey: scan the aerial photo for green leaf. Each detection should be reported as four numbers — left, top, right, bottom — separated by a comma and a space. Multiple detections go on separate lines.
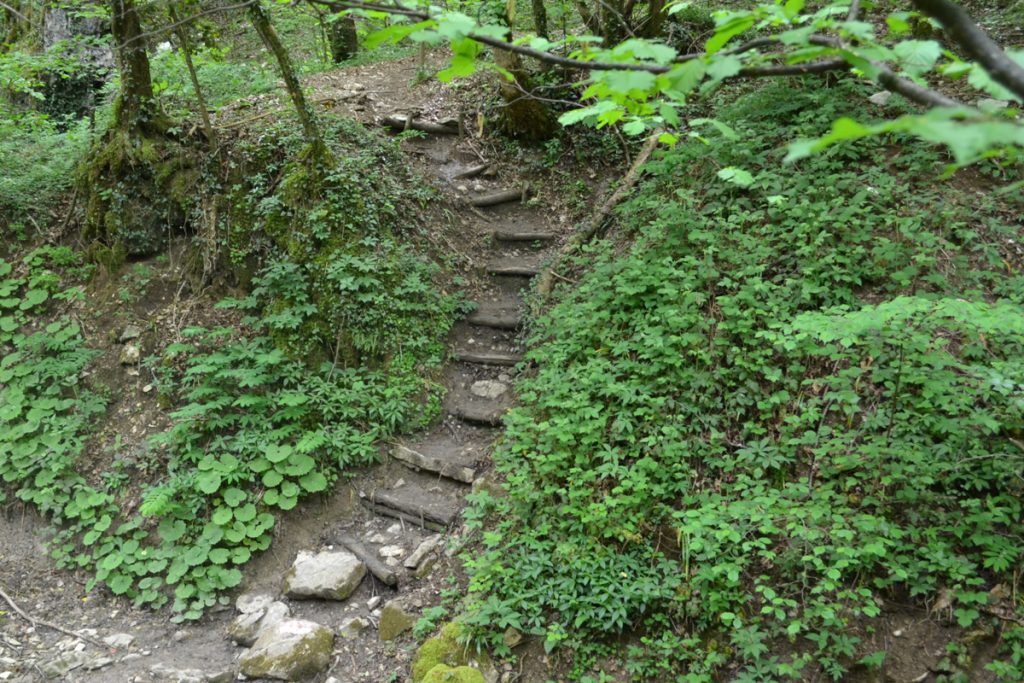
717, 166, 755, 187
705, 14, 754, 55
299, 471, 328, 493
196, 472, 222, 495
893, 40, 941, 76
158, 519, 186, 543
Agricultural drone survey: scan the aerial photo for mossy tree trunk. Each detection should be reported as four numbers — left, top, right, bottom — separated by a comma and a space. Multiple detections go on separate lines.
248, 1, 324, 153
493, 0, 556, 142
329, 15, 358, 62
110, 0, 160, 132
79, 0, 193, 258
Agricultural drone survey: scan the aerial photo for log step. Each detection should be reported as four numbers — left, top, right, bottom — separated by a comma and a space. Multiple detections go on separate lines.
391, 444, 477, 484
360, 484, 461, 530
486, 259, 542, 277
450, 401, 509, 426
469, 187, 531, 207
493, 230, 555, 243
467, 311, 521, 330
452, 349, 522, 366
466, 300, 523, 330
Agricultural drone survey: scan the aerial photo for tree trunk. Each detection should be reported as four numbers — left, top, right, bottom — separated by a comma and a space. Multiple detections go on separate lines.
168, 5, 216, 145
493, 48, 557, 142
248, 1, 323, 151
329, 15, 358, 62
531, 0, 548, 39
110, 0, 157, 132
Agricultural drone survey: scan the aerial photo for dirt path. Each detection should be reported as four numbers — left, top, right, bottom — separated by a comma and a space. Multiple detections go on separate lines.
0, 53, 573, 683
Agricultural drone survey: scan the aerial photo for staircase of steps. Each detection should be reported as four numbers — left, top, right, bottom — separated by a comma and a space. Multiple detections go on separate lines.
355, 128, 558, 542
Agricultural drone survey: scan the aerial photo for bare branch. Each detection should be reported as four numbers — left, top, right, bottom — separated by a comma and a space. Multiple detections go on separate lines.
912, 0, 1024, 101
0, 0, 28, 22
116, 0, 257, 48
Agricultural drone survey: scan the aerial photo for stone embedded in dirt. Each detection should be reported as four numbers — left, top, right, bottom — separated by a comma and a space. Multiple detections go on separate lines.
283, 549, 366, 601
502, 627, 522, 649
228, 600, 290, 646
239, 619, 334, 681
119, 343, 141, 365
469, 380, 508, 400
378, 544, 404, 558
103, 632, 135, 649
236, 592, 275, 614
378, 600, 416, 641
85, 656, 115, 670
367, 596, 382, 610
149, 664, 234, 683
119, 324, 142, 343
39, 651, 91, 678
868, 90, 892, 106
404, 535, 442, 569
339, 616, 370, 639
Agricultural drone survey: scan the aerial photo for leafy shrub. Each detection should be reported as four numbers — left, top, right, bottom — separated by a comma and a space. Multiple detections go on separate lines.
463, 80, 1024, 679
0, 107, 92, 235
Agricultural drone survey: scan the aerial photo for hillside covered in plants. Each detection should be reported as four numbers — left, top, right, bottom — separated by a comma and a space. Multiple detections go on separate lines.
2, 0, 1024, 680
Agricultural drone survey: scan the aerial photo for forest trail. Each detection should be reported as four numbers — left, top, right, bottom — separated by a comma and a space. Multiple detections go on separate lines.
0, 53, 573, 683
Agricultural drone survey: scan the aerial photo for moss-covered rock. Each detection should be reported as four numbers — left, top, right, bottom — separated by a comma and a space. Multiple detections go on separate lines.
239, 618, 334, 681
422, 665, 487, 683
379, 600, 416, 642
412, 623, 494, 683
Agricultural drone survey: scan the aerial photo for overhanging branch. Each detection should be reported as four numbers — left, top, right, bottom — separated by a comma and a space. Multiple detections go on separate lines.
307, 0, 964, 110
912, 0, 1024, 101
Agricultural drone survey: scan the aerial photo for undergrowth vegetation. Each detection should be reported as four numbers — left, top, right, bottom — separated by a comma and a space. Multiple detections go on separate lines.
0, 112, 460, 619
464, 80, 1024, 680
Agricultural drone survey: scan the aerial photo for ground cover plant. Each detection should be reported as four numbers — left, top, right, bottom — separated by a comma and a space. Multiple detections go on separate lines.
462, 78, 1024, 680
0, 111, 461, 619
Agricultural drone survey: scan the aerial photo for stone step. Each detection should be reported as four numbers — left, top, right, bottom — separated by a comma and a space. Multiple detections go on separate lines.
446, 378, 513, 427
391, 442, 478, 484
486, 258, 543, 277
492, 229, 556, 243
451, 349, 522, 366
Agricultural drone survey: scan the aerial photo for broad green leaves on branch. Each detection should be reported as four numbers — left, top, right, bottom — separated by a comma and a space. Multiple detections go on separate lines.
347, 0, 1024, 172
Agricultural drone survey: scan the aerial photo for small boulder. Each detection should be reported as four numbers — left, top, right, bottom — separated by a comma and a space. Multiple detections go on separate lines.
283, 549, 366, 601
339, 616, 370, 639
378, 600, 415, 642
102, 632, 135, 649
236, 592, 275, 614
118, 324, 142, 343
227, 600, 289, 646
119, 343, 141, 365
469, 380, 508, 400
239, 619, 334, 681
404, 535, 441, 569
868, 90, 892, 106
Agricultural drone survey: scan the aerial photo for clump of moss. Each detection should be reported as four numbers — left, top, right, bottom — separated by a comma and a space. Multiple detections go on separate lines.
412, 623, 493, 683
79, 128, 196, 257
422, 665, 487, 683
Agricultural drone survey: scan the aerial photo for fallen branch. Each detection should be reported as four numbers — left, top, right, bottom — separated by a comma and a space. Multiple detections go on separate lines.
381, 114, 459, 135
537, 130, 661, 297
0, 585, 105, 648
333, 533, 398, 586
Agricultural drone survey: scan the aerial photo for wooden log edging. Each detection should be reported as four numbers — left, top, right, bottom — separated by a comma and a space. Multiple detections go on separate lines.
334, 532, 398, 586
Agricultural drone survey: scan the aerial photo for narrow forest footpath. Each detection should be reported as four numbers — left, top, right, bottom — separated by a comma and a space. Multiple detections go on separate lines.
0, 54, 575, 683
